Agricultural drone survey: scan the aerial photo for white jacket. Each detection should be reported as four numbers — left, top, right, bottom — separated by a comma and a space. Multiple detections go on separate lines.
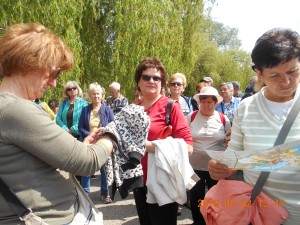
146, 137, 199, 206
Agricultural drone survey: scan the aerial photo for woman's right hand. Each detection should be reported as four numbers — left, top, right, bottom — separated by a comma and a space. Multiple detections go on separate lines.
208, 159, 233, 180
146, 140, 155, 153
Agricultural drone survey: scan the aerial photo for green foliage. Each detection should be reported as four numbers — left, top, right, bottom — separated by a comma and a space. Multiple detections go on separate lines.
206, 19, 242, 50
0, 0, 84, 102
0, 0, 253, 102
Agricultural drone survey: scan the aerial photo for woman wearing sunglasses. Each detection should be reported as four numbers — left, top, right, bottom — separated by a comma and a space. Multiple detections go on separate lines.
133, 57, 193, 225
56, 80, 88, 140
169, 72, 198, 116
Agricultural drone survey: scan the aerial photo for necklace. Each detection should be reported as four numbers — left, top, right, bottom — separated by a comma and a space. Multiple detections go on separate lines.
145, 105, 152, 115
2, 92, 21, 98
143, 95, 162, 114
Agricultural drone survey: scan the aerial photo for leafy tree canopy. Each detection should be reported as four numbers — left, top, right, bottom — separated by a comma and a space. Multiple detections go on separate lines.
0, 0, 253, 103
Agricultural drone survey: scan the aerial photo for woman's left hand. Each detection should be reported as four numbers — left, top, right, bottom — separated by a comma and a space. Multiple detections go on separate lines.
187, 144, 193, 156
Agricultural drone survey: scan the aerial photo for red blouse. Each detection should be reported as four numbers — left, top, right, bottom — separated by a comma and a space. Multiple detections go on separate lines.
141, 96, 193, 183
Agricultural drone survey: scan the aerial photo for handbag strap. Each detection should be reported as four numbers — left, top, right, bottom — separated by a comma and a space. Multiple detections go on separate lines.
250, 95, 300, 202
0, 177, 31, 219
166, 99, 174, 125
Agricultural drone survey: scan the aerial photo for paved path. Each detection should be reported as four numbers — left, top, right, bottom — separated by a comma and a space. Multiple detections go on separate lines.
89, 173, 193, 225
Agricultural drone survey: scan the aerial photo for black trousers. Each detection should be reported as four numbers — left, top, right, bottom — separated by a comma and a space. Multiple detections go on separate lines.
190, 170, 218, 225
133, 186, 178, 225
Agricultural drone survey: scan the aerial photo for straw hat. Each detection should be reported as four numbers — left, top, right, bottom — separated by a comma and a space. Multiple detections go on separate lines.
193, 86, 223, 104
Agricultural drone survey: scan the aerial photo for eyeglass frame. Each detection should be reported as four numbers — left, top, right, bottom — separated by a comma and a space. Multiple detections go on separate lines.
50, 67, 61, 80
170, 82, 183, 87
141, 74, 162, 82
66, 87, 77, 92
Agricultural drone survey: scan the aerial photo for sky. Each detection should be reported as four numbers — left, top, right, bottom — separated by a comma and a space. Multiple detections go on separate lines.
210, 0, 300, 52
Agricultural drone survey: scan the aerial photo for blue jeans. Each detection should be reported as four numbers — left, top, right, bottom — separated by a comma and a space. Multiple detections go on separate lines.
81, 165, 108, 195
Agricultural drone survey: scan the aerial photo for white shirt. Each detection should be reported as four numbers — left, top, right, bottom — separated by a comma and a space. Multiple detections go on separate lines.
146, 137, 199, 206
187, 110, 231, 170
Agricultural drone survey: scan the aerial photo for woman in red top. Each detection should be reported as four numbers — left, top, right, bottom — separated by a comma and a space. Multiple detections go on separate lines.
133, 57, 193, 225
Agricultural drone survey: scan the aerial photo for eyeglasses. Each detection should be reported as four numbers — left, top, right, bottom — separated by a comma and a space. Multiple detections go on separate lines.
170, 82, 183, 87
67, 87, 77, 91
50, 67, 61, 80
141, 74, 162, 82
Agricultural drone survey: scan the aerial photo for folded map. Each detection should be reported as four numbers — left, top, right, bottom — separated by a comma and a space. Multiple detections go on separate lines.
205, 140, 300, 171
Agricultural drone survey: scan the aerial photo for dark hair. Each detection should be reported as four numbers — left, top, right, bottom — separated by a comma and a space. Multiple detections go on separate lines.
251, 28, 300, 72
134, 57, 167, 88
199, 95, 218, 103
48, 98, 59, 108
231, 81, 240, 90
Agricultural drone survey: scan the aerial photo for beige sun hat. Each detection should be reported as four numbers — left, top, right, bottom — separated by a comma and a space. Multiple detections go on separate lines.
193, 86, 223, 104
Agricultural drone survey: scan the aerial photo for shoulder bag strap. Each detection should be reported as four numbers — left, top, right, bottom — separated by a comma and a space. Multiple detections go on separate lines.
166, 99, 174, 125
251, 95, 300, 202
0, 177, 31, 219
190, 110, 199, 123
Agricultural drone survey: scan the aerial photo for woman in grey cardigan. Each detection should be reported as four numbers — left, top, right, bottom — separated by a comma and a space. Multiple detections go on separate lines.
0, 23, 113, 225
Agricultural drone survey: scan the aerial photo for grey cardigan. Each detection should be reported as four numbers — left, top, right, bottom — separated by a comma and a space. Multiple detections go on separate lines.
0, 93, 110, 225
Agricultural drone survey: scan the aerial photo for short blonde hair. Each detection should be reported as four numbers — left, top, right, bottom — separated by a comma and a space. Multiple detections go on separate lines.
88, 82, 102, 94
0, 23, 73, 78
170, 72, 187, 88
101, 87, 106, 95
63, 81, 83, 99
109, 81, 120, 90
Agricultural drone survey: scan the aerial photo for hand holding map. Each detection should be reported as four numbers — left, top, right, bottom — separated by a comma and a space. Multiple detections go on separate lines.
205, 140, 300, 171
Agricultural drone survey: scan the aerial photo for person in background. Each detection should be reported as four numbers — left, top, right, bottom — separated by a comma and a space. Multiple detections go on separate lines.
48, 98, 60, 118
34, 98, 55, 120
78, 82, 114, 203
0, 22, 113, 225
200, 76, 214, 87
160, 85, 169, 97
133, 57, 193, 225
133, 87, 143, 105
195, 82, 208, 94
208, 28, 300, 225
101, 86, 107, 104
241, 75, 258, 101
169, 72, 198, 116
106, 81, 128, 114
187, 87, 231, 225
56, 80, 88, 140
82, 92, 89, 101
215, 82, 240, 125
232, 80, 243, 98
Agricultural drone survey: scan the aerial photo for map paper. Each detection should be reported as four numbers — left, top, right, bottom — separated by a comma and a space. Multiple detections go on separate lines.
205, 140, 300, 171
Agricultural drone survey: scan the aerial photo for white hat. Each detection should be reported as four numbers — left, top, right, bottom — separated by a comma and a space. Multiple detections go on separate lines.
193, 86, 223, 104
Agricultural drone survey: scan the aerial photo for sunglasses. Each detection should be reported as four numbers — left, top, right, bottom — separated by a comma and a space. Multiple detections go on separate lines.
50, 67, 61, 80
67, 87, 77, 91
170, 82, 183, 87
141, 74, 162, 82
